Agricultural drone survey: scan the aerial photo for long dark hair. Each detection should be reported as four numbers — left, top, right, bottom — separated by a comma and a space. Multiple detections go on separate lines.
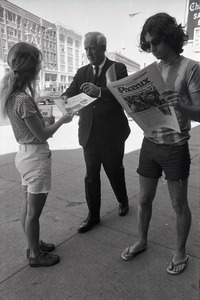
140, 13, 188, 54
0, 42, 42, 117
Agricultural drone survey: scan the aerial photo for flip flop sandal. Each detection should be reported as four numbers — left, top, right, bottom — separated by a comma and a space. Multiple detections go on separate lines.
121, 246, 147, 261
167, 255, 189, 275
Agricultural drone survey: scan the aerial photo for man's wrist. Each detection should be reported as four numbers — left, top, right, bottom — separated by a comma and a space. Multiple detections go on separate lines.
97, 87, 101, 98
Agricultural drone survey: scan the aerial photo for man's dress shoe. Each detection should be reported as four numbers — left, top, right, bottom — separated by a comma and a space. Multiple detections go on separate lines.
77, 218, 100, 233
118, 203, 129, 216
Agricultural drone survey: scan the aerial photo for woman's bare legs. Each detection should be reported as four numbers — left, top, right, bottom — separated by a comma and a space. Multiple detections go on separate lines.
21, 186, 47, 258
21, 185, 28, 235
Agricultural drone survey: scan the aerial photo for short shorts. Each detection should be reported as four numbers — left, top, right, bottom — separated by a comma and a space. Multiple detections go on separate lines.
137, 137, 191, 181
15, 143, 52, 194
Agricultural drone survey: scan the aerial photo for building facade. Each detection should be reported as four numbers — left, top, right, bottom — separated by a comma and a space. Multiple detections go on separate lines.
106, 51, 140, 75
56, 22, 82, 92
0, 0, 82, 92
0, 0, 140, 93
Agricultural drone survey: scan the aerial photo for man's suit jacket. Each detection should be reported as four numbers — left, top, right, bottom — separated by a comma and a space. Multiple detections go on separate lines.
62, 58, 130, 147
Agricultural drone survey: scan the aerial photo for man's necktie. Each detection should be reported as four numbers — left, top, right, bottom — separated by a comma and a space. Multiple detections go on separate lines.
93, 66, 99, 83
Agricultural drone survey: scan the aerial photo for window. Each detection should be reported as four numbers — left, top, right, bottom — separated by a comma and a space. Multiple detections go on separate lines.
1, 25, 5, 34
61, 75, 66, 82
68, 56, 73, 65
17, 16, 21, 26
45, 73, 57, 81
52, 74, 57, 81
45, 74, 51, 81
67, 47, 73, 55
7, 11, 16, 23
75, 49, 79, 57
60, 44, 65, 52
75, 40, 79, 48
60, 34, 65, 42
60, 65, 65, 71
0, 8, 4, 23
7, 26, 16, 37
18, 31, 22, 39
24, 19, 28, 27
60, 55, 65, 63
75, 58, 79, 66
3, 54, 7, 62
31, 22, 37, 32
67, 37, 73, 45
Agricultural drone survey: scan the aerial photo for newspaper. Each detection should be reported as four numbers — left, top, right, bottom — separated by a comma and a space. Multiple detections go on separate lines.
106, 63, 117, 84
107, 62, 180, 134
39, 105, 53, 127
54, 93, 96, 115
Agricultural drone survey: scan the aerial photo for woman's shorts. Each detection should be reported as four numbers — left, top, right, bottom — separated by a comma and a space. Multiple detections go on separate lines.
15, 143, 52, 194
137, 137, 191, 181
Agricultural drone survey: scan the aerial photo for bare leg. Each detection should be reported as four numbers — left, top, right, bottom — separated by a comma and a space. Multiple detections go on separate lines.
167, 179, 191, 263
21, 185, 28, 235
126, 175, 159, 254
25, 193, 47, 258
21, 185, 29, 251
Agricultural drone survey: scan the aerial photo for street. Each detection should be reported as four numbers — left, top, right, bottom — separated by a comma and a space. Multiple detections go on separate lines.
0, 105, 145, 156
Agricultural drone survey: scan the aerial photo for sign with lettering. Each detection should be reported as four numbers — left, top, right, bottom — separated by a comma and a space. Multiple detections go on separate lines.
186, 0, 200, 40
193, 27, 200, 51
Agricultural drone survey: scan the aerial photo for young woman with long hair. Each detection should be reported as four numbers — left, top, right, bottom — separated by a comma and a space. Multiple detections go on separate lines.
0, 42, 73, 267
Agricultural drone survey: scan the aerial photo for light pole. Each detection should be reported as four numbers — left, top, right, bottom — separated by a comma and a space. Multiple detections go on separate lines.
42, 27, 53, 38
129, 12, 141, 17
24, 32, 39, 48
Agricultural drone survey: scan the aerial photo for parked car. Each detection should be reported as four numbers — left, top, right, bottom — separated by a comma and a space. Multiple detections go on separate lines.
36, 91, 61, 105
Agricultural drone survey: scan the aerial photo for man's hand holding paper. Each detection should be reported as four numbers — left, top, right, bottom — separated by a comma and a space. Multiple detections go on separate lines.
160, 90, 180, 108
80, 82, 101, 98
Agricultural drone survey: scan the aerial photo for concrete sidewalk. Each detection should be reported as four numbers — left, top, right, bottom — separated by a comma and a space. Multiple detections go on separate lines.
0, 124, 199, 300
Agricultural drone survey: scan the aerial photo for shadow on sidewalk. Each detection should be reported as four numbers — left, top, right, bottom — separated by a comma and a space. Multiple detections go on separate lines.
0, 125, 199, 299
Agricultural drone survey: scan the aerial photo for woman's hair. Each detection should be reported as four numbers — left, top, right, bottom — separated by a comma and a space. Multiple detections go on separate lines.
0, 42, 42, 117
139, 13, 188, 54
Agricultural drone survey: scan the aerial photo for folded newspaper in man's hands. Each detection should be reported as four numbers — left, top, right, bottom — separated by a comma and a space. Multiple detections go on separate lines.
54, 93, 96, 115
107, 62, 180, 134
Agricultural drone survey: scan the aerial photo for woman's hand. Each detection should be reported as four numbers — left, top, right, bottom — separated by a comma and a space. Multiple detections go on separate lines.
61, 113, 74, 124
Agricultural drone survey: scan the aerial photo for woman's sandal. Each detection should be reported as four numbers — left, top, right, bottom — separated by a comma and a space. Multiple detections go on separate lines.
167, 255, 189, 275
26, 240, 55, 258
29, 252, 60, 267
121, 246, 147, 261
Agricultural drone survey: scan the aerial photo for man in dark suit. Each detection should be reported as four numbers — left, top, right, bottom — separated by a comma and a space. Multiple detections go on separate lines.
62, 32, 130, 233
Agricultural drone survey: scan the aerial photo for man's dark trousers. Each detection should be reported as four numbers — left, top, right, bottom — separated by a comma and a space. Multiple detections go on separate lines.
83, 126, 128, 220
